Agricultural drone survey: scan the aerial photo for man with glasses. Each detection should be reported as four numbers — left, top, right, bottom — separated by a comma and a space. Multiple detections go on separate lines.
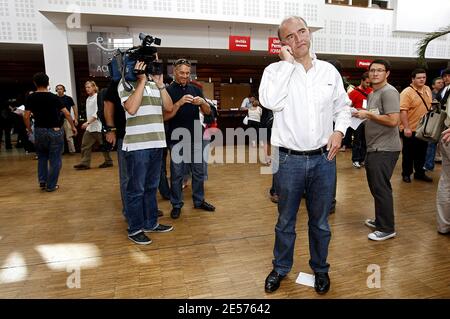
259, 16, 351, 295
353, 59, 401, 241
164, 58, 215, 220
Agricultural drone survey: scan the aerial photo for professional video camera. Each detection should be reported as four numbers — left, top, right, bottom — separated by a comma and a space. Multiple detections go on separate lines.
108, 32, 163, 91
125, 32, 163, 77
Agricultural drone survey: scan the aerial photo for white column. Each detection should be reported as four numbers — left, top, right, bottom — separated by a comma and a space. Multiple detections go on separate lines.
39, 14, 77, 105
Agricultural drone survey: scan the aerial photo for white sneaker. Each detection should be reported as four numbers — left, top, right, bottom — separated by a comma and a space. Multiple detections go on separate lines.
368, 231, 396, 241
352, 161, 361, 168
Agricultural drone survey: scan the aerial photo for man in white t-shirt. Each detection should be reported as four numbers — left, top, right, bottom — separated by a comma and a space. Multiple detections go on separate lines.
74, 81, 113, 170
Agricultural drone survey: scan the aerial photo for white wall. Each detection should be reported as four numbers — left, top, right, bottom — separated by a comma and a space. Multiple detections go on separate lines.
315, 4, 450, 59
394, 0, 450, 33
2, 0, 450, 59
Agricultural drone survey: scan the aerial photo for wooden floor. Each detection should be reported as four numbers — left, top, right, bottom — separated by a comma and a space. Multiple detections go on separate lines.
0, 145, 448, 299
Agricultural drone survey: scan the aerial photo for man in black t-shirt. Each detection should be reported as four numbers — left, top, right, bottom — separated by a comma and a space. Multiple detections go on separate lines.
103, 80, 128, 217
164, 58, 215, 219
24, 73, 77, 192
56, 84, 78, 153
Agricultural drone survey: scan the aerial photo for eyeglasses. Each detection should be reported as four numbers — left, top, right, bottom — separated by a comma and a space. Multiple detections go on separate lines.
369, 68, 386, 74
173, 58, 191, 66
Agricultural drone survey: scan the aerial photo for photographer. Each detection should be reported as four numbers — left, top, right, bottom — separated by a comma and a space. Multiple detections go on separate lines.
118, 59, 174, 245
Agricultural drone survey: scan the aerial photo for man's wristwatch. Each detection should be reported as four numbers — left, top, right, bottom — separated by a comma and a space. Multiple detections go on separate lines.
104, 126, 117, 133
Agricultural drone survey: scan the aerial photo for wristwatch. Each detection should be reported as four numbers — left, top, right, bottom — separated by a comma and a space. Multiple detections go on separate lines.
104, 126, 117, 132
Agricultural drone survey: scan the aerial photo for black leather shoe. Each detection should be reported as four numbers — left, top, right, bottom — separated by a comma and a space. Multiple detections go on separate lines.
402, 175, 411, 183
170, 207, 181, 219
264, 270, 285, 293
194, 201, 215, 212
314, 272, 330, 294
414, 174, 433, 182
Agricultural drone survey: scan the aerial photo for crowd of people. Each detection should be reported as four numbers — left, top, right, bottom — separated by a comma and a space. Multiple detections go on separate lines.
2, 15, 448, 296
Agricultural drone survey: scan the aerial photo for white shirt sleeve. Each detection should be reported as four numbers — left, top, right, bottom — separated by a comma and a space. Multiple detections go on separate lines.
259, 61, 295, 112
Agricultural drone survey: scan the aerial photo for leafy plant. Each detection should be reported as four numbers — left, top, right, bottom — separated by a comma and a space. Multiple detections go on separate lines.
416, 25, 450, 68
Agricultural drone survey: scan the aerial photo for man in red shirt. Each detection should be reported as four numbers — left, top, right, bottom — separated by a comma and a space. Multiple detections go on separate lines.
348, 72, 372, 168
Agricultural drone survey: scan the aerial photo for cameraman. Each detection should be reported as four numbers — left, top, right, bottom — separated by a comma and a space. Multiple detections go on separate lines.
118, 60, 174, 245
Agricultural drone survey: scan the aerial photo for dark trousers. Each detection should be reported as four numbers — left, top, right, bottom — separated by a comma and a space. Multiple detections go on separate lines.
400, 131, 428, 177
0, 123, 12, 148
159, 147, 171, 199
365, 151, 399, 233
342, 127, 353, 148
170, 142, 205, 209
352, 123, 366, 163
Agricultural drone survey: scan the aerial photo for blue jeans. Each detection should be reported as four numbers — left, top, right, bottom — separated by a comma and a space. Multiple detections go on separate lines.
424, 142, 437, 171
34, 127, 64, 190
117, 139, 128, 217
170, 142, 205, 209
124, 148, 162, 235
273, 148, 335, 275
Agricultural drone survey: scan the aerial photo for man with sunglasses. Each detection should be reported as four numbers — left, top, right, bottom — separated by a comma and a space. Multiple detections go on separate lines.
164, 58, 215, 219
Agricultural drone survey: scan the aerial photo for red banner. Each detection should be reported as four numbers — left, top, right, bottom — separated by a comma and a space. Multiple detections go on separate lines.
356, 59, 373, 69
229, 35, 251, 52
268, 37, 282, 55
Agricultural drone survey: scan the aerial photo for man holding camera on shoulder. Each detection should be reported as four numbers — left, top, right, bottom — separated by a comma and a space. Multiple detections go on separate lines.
118, 59, 174, 245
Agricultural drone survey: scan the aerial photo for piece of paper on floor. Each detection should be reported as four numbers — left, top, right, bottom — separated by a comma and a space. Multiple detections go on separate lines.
296, 272, 315, 287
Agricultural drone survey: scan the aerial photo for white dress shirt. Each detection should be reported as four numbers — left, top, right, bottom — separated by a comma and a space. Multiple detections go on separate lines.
85, 93, 102, 133
259, 59, 351, 151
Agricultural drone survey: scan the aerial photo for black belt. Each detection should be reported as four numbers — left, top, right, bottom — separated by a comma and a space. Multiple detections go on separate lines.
279, 146, 328, 156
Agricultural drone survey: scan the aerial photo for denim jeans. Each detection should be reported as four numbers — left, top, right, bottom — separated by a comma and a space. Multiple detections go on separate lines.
34, 127, 64, 190
124, 148, 162, 235
116, 139, 128, 217
170, 142, 205, 209
424, 142, 437, 171
273, 148, 335, 275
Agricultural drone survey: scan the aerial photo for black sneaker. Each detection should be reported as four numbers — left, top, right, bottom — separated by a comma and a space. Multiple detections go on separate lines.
128, 232, 152, 245
39, 182, 46, 190
144, 224, 173, 233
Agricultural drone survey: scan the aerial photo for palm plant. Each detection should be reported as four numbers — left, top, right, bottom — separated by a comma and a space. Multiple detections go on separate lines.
416, 25, 450, 68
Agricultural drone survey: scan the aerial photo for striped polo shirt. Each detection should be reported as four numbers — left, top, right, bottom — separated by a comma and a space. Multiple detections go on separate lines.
118, 80, 166, 151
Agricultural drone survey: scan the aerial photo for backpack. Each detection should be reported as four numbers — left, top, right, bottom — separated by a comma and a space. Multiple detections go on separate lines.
107, 48, 140, 92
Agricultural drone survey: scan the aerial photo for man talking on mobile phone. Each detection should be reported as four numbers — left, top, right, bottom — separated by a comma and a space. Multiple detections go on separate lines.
259, 16, 351, 295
